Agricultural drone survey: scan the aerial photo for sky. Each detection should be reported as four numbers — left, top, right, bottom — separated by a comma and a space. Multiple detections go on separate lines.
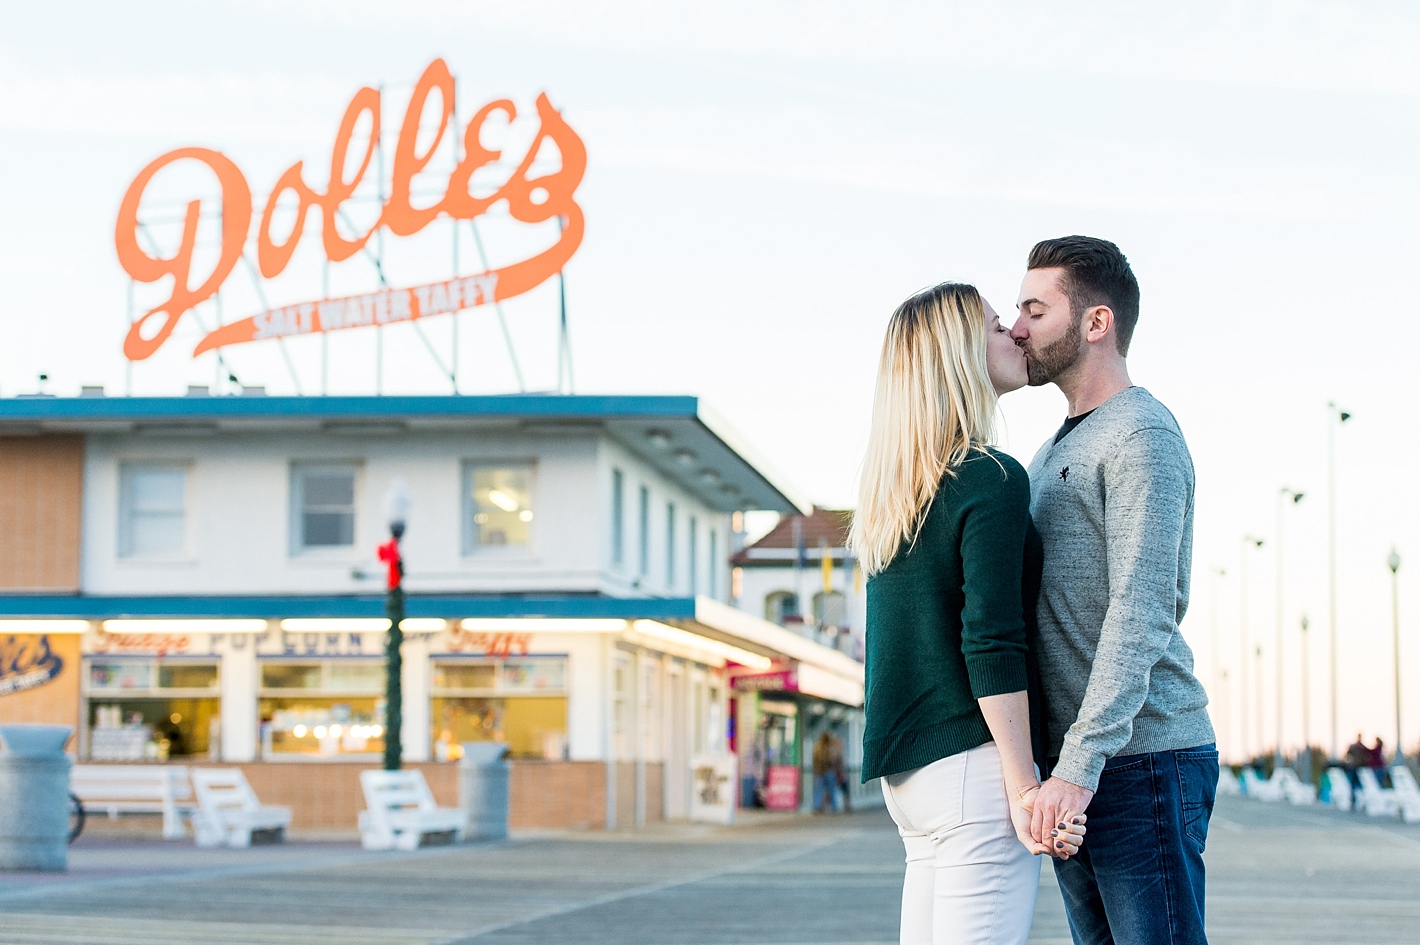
2, 0, 1418, 761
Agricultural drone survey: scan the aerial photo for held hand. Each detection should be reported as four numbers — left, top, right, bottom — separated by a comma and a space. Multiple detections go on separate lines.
1010, 785, 1050, 855
1018, 785, 1088, 859
1030, 776, 1095, 854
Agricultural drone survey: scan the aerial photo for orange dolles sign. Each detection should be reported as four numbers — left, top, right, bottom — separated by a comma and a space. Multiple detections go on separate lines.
114, 58, 586, 361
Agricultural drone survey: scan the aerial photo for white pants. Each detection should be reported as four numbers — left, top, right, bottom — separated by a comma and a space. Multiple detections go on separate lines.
881, 742, 1040, 945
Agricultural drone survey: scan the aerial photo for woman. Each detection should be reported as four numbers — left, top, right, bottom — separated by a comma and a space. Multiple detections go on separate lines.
850, 282, 1085, 945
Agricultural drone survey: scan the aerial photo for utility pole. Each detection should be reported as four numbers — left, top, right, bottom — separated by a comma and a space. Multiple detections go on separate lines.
1240, 536, 1264, 760
1276, 488, 1304, 766
1327, 402, 1352, 760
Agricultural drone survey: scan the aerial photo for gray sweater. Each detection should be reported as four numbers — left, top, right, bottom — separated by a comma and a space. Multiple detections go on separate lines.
1026, 386, 1214, 791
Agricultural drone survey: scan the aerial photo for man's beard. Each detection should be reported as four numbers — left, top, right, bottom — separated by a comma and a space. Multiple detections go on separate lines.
1024, 315, 1084, 387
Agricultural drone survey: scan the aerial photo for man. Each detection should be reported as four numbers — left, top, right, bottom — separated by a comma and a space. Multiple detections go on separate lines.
1011, 236, 1218, 945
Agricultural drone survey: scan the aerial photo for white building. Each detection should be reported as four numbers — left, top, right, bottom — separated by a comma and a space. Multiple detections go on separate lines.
0, 393, 867, 828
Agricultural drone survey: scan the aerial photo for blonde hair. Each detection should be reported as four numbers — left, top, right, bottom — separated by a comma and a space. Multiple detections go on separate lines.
849, 282, 999, 576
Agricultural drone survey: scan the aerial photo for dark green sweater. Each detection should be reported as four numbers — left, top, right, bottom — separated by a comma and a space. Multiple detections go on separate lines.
861, 448, 1045, 782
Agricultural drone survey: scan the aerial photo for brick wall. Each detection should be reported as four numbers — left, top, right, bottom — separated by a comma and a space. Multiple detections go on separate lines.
0, 436, 83, 591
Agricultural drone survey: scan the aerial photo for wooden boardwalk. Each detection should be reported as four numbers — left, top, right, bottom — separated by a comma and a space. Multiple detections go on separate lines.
0, 795, 1416, 944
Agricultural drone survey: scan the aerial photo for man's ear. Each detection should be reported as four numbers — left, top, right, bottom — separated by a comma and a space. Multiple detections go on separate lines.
1084, 304, 1114, 345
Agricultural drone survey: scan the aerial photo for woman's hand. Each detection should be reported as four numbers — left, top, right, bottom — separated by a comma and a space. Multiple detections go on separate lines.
1014, 785, 1087, 859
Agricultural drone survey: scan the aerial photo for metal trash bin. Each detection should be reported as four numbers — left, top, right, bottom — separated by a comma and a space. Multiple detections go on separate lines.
459, 742, 509, 841
0, 725, 74, 871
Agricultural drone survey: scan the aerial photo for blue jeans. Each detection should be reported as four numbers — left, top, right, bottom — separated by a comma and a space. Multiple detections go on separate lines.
813, 772, 839, 812
1053, 744, 1218, 945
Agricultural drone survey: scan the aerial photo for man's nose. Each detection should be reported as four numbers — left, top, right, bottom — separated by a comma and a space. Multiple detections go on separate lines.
1010, 321, 1028, 343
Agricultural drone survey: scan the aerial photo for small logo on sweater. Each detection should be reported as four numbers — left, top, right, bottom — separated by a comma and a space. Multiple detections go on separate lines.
1059, 466, 1070, 482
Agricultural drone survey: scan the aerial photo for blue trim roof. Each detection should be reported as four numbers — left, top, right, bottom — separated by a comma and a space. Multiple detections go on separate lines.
0, 394, 699, 422
0, 594, 698, 621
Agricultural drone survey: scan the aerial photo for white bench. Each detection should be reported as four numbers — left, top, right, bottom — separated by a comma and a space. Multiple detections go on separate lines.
358, 770, 463, 851
1241, 768, 1283, 801
1217, 769, 1242, 795
1356, 767, 1400, 817
1388, 766, 1420, 824
191, 768, 293, 848
70, 765, 195, 839
1325, 767, 1353, 810
1272, 768, 1317, 805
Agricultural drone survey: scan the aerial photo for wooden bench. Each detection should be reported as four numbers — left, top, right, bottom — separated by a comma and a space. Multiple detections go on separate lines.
1387, 766, 1420, 824
358, 770, 463, 851
70, 765, 195, 839
1325, 767, 1353, 810
1356, 767, 1400, 817
191, 768, 293, 848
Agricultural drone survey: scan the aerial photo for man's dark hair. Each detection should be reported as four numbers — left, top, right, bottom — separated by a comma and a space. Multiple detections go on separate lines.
1027, 236, 1140, 355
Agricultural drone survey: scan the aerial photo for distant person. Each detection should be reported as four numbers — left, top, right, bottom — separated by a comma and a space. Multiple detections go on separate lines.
1344, 734, 1369, 792
812, 731, 842, 813
1010, 237, 1218, 945
1371, 737, 1389, 787
852, 282, 1086, 944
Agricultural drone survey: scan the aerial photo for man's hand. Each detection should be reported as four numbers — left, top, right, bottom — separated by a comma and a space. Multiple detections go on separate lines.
1030, 776, 1094, 853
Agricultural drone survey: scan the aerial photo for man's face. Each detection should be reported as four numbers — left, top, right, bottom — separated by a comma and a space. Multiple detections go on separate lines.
1012, 267, 1084, 387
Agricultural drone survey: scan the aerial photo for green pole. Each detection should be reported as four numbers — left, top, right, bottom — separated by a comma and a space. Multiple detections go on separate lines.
383, 550, 404, 771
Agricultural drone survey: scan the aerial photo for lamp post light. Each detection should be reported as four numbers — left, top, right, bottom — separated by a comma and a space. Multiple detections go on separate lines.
1388, 548, 1402, 765
1300, 615, 1312, 781
378, 477, 411, 771
1241, 536, 1265, 760
1276, 488, 1305, 766
1327, 402, 1352, 760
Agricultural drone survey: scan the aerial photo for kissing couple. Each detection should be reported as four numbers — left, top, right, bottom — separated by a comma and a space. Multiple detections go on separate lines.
851, 236, 1219, 945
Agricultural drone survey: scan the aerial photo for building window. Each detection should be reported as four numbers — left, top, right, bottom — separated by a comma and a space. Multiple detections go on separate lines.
431, 657, 568, 760
665, 502, 676, 588
292, 464, 357, 550
86, 658, 219, 760
814, 590, 847, 628
766, 590, 800, 625
638, 486, 650, 576
709, 530, 719, 598
463, 463, 535, 551
688, 516, 699, 596
118, 464, 188, 558
259, 660, 386, 759
611, 468, 625, 567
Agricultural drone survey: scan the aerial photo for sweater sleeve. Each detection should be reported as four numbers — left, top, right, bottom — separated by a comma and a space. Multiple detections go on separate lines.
1050, 428, 1194, 791
958, 455, 1031, 700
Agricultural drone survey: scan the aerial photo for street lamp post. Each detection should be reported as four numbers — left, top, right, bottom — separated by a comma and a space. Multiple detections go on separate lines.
1300, 615, 1312, 781
1388, 548, 1403, 765
1241, 536, 1265, 760
1327, 402, 1352, 760
378, 478, 411, 772
1276, 488, 1305, 766
1255, 643, 1265, 763
1210, 566, 1228, 760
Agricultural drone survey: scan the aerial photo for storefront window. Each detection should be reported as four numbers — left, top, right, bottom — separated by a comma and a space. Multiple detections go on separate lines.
258, 660, 386, 759
86, 657, 220, 761
431, 656, 567, 760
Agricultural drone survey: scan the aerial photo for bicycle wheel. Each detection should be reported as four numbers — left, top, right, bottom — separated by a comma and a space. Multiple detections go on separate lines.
68, 792, 85, 844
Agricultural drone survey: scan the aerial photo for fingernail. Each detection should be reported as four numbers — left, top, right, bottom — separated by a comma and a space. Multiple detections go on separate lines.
1056, 841, 1064, 849
1050, 829, 1058, 837
1072, 818, 1082, 825
1057, 823, 1066, 830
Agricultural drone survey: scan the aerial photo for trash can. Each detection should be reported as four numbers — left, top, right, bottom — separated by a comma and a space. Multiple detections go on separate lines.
459, 742, 509, 841
0, 724, 74, 871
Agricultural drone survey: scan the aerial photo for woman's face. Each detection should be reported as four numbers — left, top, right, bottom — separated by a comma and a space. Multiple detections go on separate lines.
984, 299, 1028, 395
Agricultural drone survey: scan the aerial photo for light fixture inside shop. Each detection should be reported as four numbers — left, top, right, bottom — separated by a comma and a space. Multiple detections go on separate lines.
292, 724, 307, 738
0, 620, 90, 634
645, 429, 671, 450
279, 618, 392, 633
101, 619, 268, 634
674, 449, 697, 467
486, 489, 519, 512
630, 620, 773, 670
398, 618, 448, 632
458, 618, 629, 633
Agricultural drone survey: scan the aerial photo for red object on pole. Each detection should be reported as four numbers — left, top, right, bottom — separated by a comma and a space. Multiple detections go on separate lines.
377, 537, 402, 590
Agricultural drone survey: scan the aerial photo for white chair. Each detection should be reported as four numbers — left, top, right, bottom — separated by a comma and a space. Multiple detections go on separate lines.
358, 770, 463, 851
1241, 768, 1283, 801
1356, 768, 1400, 817
70, 765, 195, 839
1217, 768, 1242, 795
1325, 768, 1353, 811
1388, 766, 1420, 824
191, 768, 293, 848
1272, 768, 1317, 805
